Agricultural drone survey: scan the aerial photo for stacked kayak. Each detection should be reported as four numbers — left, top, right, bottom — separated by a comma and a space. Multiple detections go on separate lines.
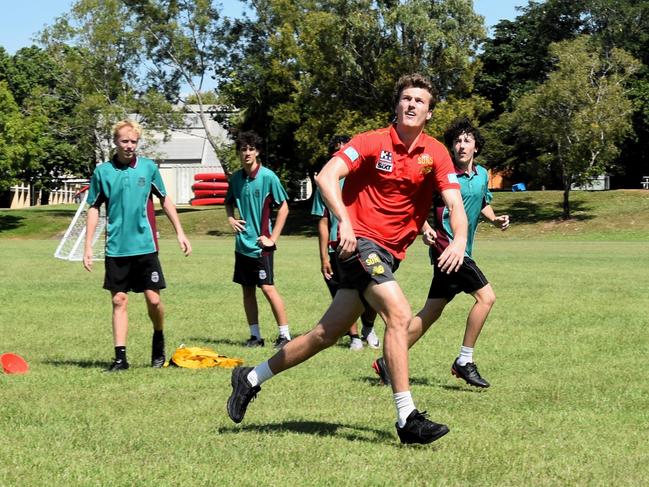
190, 173, 228, 206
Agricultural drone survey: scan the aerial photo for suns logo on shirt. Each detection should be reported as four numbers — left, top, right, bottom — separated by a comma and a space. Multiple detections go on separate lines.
376, 150, 393, 172
417, 154, 434, 174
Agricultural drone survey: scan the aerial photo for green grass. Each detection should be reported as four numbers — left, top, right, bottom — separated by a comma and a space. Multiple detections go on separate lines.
3, 189, 649, 241
1, 233, 649, 485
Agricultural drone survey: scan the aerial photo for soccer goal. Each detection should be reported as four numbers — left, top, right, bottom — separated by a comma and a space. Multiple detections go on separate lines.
54, 193, 106, 261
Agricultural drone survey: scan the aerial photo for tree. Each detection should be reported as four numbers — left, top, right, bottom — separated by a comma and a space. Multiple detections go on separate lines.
125, 0, 233, 160
39, 0, 182, 167
476, 0, 588, 117
0, 81, 24, 191
0, 48, 92, 200
508, 36, 640, 219
216, 0, 486, 187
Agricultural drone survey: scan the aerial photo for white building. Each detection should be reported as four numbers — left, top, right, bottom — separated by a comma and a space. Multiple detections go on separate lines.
143, 107, 232, 205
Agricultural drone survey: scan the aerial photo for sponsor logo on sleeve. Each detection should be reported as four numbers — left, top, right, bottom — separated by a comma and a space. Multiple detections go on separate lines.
343, 146, 360, 162
376, 150, 393, 172
447, 173, 459, 184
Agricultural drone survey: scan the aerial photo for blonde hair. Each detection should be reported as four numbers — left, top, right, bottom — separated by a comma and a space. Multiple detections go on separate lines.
112, 119, 143, 140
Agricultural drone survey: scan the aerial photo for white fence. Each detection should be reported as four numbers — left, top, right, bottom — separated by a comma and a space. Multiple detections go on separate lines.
7, 181, 88, 209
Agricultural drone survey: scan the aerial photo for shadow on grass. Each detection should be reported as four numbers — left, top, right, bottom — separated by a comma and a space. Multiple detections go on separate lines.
0, 214, 24, 233
187, 334, 307, 348
42, 359, 108, 369
356, 374, 487, 393
217, 419, 393, 443
498, 198, 593, 223
185, 337, 244, 347
356, 375, 434, 387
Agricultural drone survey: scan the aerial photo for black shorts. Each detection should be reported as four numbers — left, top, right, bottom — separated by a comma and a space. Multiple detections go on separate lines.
324, 250, 341, 298
104, 252, 166, 293
233, 251, 275, 287
338, 238, 400, 293
427, 256, 489, 302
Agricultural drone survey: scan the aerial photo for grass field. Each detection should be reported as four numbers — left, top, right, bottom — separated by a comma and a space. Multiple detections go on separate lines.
1, 191, 649, 486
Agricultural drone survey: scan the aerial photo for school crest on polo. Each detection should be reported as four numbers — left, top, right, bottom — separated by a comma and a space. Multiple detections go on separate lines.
376, 150, 393, 172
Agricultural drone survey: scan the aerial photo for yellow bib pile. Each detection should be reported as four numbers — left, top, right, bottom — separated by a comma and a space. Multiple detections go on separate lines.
169, 346, 244, 369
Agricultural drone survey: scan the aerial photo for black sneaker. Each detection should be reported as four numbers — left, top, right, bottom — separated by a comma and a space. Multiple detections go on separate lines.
273, 335, 290, 349
372, 357, 391, 386
245, 336, 265, 347
396, 410, 449, 445
105, 359, 129, 372
151, 354, 165, 368
451, 359, 490, 388
227, 366, 261, 423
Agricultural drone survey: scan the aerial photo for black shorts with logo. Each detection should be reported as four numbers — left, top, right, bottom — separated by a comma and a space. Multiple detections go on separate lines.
427, 255, 489, 302
337, 238, 400, 294
104, 252, 166, 293
233, 251, 275, 287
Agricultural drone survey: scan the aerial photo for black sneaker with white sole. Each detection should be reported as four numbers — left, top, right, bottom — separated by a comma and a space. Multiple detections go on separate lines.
151, 354, 165, 368
451, 359, 490, 388
227, 366, 261, 423
245, 336, 265, 347
105, 359, 129, 372
273, 335, 290, 349
396, 410, 449, 444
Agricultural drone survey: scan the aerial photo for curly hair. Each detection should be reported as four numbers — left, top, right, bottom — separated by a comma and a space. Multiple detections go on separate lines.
236, 131, 263, 151
327, 134, 351, 155
443, 117, 485, 156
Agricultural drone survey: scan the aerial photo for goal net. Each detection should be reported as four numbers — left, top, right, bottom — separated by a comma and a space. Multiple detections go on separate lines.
54, 193, 106, 261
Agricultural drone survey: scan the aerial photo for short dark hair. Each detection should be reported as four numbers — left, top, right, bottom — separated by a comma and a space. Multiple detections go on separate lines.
327, 134, 351, 155
236, 131, 262, 151
443, 117, 485, 156
392, 73, 437, 110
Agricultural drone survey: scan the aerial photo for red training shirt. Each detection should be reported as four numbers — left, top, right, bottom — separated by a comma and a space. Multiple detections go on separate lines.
335, 124, 460, 260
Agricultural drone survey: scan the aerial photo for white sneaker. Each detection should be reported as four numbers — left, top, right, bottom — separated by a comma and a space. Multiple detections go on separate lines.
362, 328, 380, 349
349, 337, 363, 351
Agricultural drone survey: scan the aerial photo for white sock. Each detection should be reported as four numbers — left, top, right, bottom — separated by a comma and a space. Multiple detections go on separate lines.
457, 345, 474, 366
278, 324, 291, 340
249, 324, 261, 339
246, 360, 274, 387
394, 391, 416, 428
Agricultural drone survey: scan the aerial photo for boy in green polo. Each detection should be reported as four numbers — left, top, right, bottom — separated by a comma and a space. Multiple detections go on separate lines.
373, 117, 509, 388
83, 119, 192, 372
225, 131, 291, 349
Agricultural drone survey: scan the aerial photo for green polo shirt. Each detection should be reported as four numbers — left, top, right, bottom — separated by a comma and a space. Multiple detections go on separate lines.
225, 165, 288, 258
310, 179, 345, 251
431, 163, 492, 258
87, 156, 166, 257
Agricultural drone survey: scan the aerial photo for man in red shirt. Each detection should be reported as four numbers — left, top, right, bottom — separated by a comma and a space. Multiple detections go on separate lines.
227, 74, 468, 444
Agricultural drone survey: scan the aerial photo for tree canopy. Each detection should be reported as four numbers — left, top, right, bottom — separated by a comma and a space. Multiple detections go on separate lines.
2, 0, 649, 206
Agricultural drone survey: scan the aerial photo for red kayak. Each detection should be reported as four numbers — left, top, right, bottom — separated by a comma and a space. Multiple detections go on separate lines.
190, 197, 226, 206
194, 172, 228, 182
193, 189, 228, 198
192, 181, 229, 190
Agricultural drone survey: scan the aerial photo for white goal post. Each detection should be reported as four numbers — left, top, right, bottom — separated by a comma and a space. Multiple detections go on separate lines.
54, 193, 106, 261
